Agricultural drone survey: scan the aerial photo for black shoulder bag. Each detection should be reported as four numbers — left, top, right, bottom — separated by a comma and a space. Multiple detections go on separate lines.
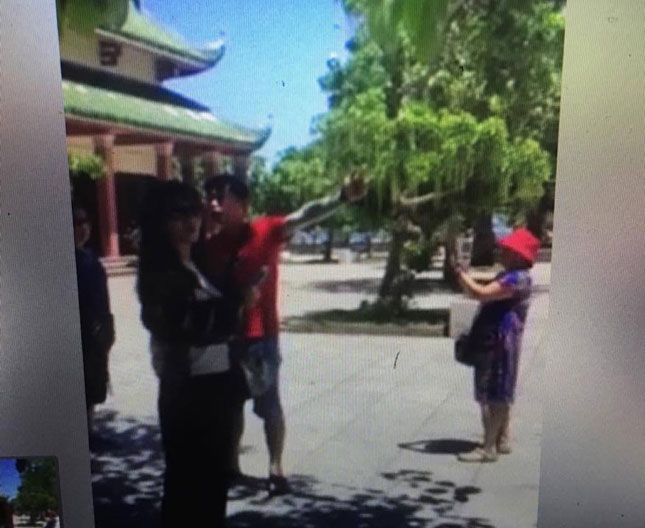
454, 310, 484, 367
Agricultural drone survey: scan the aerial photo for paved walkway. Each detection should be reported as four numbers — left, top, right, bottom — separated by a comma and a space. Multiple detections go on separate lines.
90, 262, 550, 528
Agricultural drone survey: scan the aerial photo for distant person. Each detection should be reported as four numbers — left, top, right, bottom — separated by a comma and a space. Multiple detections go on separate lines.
453, 228, 539, 462
42, 513, 59, 528
73, 203, 115, 431
199, 172, 367, 495
137, 181, 253, 527
0, 497, 12, 528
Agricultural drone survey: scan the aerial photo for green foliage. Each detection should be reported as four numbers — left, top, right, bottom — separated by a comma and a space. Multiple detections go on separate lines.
504, 137, 552, 220
319, 39, 388, 110
427, 1, 565, 157
56, 0, 129, 36
403, 236, 436, 272
345, 0, 451, 62
68, 150, 104, 179
250, 149, 331, 216
13, 459, 59, 521
323, 1, 562, 220
317, 93, 541, 220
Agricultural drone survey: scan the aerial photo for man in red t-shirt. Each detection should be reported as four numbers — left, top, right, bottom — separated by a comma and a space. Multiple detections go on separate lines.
200, 173, 366, 495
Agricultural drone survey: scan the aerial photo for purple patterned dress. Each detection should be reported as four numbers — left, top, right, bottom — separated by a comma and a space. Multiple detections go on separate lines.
471, 269, 532, 404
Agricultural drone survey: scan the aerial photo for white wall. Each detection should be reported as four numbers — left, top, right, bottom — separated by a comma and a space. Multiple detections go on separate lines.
114, 146, 156, 175
67, 139, 157, 176
60, 29, 157, 84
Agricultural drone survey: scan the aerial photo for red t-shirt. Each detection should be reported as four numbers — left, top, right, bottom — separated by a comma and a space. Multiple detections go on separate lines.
203, 217, 286, 339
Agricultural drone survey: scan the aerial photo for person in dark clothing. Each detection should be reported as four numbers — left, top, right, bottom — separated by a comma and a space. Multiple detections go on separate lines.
73, 204, 114, 431
137, 181, 251, 528
0, 496, 13, 528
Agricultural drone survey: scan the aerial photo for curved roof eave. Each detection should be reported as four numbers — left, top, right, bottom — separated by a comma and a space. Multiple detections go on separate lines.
98, 1, 224, 73
62, 79, 271, 151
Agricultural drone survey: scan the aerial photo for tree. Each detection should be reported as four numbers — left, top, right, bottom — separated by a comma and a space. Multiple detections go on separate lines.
356, 0, 565, 65
343, 1, 565, 260
324, 1, 562, 275
68, 150, 104, 179
254, 0, 561, 299
344, 0, 451, 62
13, 459, 59, 524
68, 150, 105, 200
427, 1, 564, 256
317, 85, 550, 294
427, 2, 565, 156
249, 149, 329, 216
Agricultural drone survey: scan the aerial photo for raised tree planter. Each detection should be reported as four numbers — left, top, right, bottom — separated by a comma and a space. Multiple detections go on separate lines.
281, 308, 449, 337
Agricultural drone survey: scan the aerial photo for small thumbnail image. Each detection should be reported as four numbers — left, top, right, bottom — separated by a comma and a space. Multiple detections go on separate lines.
0, 458, 61, 528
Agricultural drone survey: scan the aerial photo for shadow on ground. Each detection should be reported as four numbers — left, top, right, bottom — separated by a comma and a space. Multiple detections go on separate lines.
89, 410, 164, 528
309, 277, 453, 296
399, 439, 481, 456
228, 470, 494, 528
284, 257, 341, 265
89, 414, 494, 528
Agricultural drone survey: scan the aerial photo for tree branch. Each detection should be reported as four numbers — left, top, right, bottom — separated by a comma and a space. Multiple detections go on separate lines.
396, 187, 462, 210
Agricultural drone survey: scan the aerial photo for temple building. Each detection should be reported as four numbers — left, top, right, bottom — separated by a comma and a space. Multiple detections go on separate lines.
60, 1, 269, 258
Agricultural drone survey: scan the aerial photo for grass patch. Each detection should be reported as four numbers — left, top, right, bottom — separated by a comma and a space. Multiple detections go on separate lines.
281, 307, 449, 337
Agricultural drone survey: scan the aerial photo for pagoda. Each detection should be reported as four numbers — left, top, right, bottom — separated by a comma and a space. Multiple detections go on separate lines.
60, 1, 269, 258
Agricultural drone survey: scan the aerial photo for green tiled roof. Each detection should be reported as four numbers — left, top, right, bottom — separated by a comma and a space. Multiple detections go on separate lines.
99, 1, 223, 66
63, 79, 270, 149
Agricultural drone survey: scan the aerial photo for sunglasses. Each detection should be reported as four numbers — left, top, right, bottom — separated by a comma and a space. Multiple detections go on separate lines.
168, 205, 202, 219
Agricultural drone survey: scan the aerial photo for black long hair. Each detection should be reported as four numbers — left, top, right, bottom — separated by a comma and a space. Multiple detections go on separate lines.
136, 180, 202, 301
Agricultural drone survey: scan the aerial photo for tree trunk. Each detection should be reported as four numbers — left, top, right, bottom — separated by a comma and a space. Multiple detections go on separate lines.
526, 208, 545, 241
323, 227, 334, 262
443, 235, 461, 291
378, 227, 405, 298
470, 214, 496, 266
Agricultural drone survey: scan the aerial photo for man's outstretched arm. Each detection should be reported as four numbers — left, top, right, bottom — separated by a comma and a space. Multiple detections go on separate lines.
282, 174, 367, 239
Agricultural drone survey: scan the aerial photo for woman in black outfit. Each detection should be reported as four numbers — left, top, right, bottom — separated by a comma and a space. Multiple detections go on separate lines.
137, 181, 248, 527
73, 203, 114, 431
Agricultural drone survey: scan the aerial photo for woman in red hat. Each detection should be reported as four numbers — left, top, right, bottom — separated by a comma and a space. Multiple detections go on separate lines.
453, 227, 540, 462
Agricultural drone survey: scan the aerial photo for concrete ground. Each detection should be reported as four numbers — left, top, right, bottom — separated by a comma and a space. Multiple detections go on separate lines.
90, 261, 550, 528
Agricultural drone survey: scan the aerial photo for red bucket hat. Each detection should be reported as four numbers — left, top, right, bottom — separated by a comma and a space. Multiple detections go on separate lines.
498, 228, 540, 265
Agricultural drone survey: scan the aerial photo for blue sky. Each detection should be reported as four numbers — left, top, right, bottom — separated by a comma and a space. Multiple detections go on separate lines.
143, 0, 358, 166
0, 459, 21, 500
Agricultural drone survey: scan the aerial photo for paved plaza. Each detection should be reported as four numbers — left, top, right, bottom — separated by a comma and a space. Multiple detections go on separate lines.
90, 260, 550, 528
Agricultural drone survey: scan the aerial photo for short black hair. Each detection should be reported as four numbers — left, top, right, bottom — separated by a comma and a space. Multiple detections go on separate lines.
203, 174, 250, 202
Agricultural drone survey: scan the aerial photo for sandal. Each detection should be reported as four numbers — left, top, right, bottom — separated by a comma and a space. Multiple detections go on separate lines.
268, 474, 291, 496
457, 448, 498, 463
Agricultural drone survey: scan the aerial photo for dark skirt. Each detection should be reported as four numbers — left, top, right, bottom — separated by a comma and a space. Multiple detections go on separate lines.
158, 365, 247, 528
473, 324, 523, 404
83, 347, 109, 409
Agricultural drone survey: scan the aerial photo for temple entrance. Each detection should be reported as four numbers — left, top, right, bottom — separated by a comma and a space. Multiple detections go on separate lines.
72, 172, 157, 257
115, 173, 157, 256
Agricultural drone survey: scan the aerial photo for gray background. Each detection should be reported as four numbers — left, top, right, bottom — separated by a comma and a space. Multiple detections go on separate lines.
0, 1, 94, 526
0, 0, 644, 527
538, 0, 645, 526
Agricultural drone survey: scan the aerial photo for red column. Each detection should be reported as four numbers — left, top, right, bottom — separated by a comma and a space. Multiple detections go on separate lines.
156, 142, 175, 181
94, 135, 120, 258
